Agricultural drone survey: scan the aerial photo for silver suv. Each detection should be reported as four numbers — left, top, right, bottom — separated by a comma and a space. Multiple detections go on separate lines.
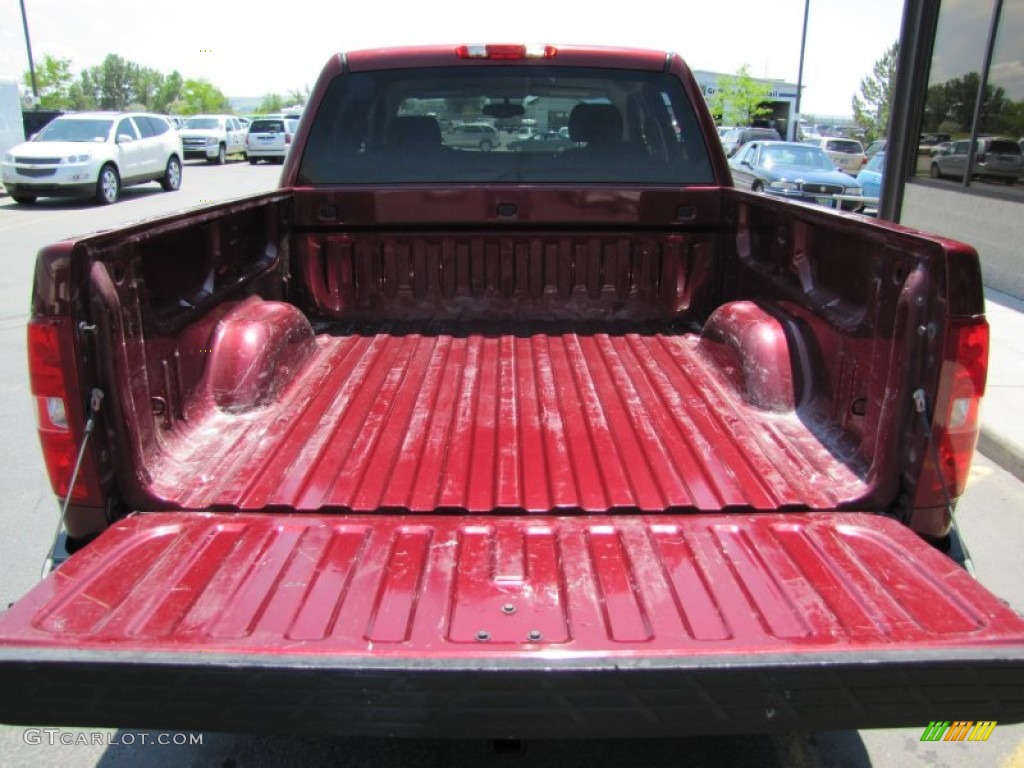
179, 115, 247, 164
444, 123, 501, 151
1, 112, 183, 205
930, 137, 1022, 184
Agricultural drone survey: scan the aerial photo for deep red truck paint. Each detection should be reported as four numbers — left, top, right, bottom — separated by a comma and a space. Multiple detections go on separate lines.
134, 301, 865, 514
13, 45, 1018, 735
1, 512, 1022, 655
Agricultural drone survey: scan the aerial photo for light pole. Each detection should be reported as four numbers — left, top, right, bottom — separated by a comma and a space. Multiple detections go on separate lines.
795, 0, 810, 138
19, 0, 39, 98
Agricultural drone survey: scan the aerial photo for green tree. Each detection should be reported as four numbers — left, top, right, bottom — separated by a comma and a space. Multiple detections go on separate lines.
21, 53, 231, 115
91, 54, 142, 110
444, 96, 486, 117
921, 71, 1024, 137
179, 79, 232, 114
23, 54, 74, 108
132, 66, 166, 110
706, 64, 773, 126
285, 86, 310, 108
258, 93, 285, 113
852, 42, 898, 143
66, 70, 98, 110
153, 71, 184, 114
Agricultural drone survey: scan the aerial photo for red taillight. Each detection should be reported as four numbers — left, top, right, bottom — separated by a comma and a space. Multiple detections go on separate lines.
455, 44, 557, 60
27, 318, 102, 505
285, 134, 292, 145
914, 318, 989, 508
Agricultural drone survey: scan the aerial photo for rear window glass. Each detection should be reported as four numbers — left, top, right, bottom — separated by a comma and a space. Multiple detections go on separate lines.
250, 120, 285, 133
825, 139, 864, 153
989, 140, 1021, 155
297, 65, 714, 184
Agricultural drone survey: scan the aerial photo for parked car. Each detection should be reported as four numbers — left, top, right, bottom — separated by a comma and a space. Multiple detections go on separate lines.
864, 139, 886, 159
858, 150, 885, 208
507, 131, 576, 152
928, 141, 952, 157
918, 132, 951, 153
246, 116, 301, 164
796, 122, 821, 142
728, 140, 864, 211
512, 126, 540, 141
806, 136, 867, 175
1, 111, 182, 205
721, 126, 781, 157
930, 136, 1022, 184
178, 114, 247, 164
444, 122, 501, 150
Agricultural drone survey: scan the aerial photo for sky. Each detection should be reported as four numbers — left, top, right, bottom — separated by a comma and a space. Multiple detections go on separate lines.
0, 0, 905, 117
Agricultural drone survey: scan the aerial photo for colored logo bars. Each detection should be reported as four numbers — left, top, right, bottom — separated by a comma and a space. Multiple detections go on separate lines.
920, 721, 997, 742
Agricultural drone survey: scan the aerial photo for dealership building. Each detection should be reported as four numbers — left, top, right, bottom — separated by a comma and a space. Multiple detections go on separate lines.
691, 70, 801, 140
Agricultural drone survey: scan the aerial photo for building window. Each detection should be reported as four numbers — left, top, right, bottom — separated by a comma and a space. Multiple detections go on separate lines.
915, 0, 1024, 195
978, 0, 1024, 139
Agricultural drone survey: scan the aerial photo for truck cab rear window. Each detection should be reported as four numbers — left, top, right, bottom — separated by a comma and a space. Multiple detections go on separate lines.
297, 66, 714, 184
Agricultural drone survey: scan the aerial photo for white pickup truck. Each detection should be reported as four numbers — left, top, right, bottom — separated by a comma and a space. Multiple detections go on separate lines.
178, 114, 247, 164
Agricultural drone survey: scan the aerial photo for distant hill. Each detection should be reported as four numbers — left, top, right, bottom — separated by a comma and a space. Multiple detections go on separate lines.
229, 97, 264, 114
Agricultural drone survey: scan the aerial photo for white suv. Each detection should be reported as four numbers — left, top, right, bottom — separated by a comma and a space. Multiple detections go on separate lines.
1, 112, 183, 205
808, 137, 867, 175
178, 115, 247, 164
245, 116, 300, 164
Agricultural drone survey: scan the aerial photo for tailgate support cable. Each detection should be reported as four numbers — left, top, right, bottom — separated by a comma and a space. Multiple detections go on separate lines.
60, 388, 106, 524
42, 388, 104, 578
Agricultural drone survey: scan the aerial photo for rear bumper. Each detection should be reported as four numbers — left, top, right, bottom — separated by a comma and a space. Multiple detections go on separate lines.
246, 147, 287, 158
3, 647, 1022, 737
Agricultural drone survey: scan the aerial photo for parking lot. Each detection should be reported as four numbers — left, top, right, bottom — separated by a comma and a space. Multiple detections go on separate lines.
1, 160, 1023, 768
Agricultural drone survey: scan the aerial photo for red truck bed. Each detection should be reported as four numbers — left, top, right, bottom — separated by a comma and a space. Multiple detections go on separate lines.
151, 325, 866, 513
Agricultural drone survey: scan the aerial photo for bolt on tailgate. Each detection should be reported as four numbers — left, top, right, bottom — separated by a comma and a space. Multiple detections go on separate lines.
0, 511, 1021, 736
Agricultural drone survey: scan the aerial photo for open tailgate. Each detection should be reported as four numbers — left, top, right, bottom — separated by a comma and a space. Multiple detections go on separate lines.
1, 511, 1022, 737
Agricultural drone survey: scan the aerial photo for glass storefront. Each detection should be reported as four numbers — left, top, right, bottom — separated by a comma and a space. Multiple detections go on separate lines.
915, 0, 1024, 194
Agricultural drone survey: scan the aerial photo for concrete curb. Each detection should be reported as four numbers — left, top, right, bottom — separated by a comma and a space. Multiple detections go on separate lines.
978, 426, 1024, 483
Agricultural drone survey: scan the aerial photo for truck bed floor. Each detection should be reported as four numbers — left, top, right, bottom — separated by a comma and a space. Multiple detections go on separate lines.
151, 330, 867, 512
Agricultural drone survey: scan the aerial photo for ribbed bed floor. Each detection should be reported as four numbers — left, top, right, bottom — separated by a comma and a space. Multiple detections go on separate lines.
150, 330, 868, 512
